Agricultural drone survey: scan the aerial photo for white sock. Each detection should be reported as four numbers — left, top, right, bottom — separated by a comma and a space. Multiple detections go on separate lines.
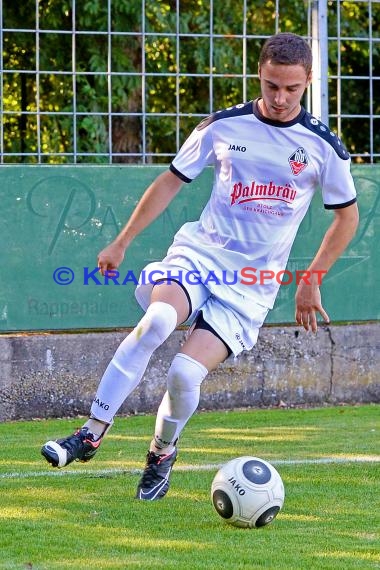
83, 418, 111, 439
90, 302, 178, 423
151, 353, 208, 453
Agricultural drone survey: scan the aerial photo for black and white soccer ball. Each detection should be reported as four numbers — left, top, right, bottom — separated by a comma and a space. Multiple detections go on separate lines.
211, 456, 285, 528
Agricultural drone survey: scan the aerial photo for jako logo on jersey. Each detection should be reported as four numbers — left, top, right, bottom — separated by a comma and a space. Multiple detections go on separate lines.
228, 144, 246, 152
288, 146, 309, 175
230, 180, 296, 206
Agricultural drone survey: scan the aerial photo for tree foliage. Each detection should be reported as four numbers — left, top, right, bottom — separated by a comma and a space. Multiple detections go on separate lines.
1, 0, 378, 163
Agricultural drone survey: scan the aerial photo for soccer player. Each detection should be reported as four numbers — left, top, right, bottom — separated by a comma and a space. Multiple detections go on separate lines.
41, 33, 359, 500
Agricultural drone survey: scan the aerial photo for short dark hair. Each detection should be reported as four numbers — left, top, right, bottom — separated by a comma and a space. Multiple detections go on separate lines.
259, 33, 312, 75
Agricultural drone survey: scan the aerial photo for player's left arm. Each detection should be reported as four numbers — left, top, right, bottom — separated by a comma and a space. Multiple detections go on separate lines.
295, 202, 359, 332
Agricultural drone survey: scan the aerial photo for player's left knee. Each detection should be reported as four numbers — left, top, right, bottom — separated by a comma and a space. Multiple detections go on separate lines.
167, 353, 208, 394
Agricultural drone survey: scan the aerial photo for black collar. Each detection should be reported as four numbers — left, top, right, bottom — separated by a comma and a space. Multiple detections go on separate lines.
252, 98, 306, 128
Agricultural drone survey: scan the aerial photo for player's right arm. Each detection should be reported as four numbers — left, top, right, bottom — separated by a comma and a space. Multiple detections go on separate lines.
98, 114, 214, 275
97, 170, 183, 275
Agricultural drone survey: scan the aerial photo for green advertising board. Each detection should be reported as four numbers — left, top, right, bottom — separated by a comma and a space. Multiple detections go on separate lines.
1, 164, 378, 332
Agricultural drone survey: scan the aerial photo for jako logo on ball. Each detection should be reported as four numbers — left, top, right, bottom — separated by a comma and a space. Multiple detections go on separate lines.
211, 456, 285, 528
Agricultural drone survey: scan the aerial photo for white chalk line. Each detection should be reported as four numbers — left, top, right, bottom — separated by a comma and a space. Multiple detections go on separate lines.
0, 456, 379, 480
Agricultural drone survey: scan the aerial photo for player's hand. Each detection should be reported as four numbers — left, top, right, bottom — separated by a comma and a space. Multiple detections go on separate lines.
97, 241, 126, 275
295, 280, 330, 332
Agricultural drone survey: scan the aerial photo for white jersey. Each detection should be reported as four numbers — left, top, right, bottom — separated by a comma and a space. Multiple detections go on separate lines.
166, 99, 357, 310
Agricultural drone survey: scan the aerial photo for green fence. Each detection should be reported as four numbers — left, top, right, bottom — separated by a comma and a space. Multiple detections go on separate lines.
1, 165, 378, 332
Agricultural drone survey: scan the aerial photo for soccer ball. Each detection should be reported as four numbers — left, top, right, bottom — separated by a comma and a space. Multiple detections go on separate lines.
211, 456, 285, 528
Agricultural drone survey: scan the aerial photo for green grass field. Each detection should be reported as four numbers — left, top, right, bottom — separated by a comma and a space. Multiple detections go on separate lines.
0, 404, 379, 570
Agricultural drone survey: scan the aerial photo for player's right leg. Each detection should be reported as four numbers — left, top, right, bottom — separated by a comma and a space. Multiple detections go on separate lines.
41, 423, 110, 468
41, 281, 190, 468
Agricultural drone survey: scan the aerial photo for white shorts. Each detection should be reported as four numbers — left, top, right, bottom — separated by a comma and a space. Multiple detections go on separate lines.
135, 255, 269, 357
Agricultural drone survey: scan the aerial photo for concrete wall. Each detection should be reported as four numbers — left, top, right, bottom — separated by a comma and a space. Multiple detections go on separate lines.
1, 322, 379, 422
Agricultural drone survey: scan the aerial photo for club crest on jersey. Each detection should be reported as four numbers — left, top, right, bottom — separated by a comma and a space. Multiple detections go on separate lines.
288, 147, 309, 176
